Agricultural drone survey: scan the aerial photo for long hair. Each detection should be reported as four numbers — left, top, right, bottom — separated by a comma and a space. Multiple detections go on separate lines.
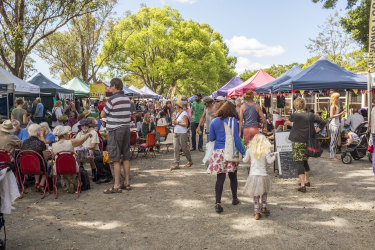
247, 134, 272, 160
330, 92, 340, 105
216, 101, 238, 120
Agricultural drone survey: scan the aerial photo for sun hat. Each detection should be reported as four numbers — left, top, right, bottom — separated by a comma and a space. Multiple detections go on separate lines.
0, 120, 15, 133
53, 125, 71, 137
202, 96, 214, 104
82, 109, 91, 117
175, 100, 184, 109
215, 96, 226, 101
77, 120, 89, 129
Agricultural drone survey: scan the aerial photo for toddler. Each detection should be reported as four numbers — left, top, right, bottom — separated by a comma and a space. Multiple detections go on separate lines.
243, 134, 277, 220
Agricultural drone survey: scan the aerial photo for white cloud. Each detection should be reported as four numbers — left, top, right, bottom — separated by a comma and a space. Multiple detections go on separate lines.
235, 57, 269, 74
226, 36, 285, 57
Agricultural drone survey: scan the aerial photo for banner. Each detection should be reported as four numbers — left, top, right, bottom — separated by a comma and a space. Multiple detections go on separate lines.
89, 84, 105, 98
170, 86, 177, 100
369, 0, 375, 69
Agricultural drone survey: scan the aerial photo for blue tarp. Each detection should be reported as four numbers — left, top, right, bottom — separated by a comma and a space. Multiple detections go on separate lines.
211, 77, 243, 98
273, 57, 367, 92
188, 94, 206, 103
255, 65, 303, 93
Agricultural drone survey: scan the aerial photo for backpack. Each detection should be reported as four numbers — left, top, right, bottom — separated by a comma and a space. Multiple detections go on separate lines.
51, 108, 57, 122
221, 117, 241, 162
79, 167, 91, 191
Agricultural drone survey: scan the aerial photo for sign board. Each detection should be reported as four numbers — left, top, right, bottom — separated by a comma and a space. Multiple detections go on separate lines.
274, 131, 298, 178
89, 84, 105, 98
369, 0, 375, 69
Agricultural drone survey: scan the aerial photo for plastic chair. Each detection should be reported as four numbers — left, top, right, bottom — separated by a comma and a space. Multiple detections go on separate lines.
130, 131, 138, 157
0, 150, 11, 170
136, 133, 156, 158
53, 152, 81, 199
16, 150, 49, 199
155, 126, 167, 138
160, 133, 174, 152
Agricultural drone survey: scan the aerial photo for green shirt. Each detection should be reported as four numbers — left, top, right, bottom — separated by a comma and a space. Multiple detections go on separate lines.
192, 101, 205, 123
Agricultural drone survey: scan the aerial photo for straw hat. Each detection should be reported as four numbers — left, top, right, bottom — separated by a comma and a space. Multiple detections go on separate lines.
0, 120, 15, 133
57, 114, 68, 122
175, 100, 184, 109
202, 96, 214, 104
53, 125, 71, 137
82, 109, 91, 117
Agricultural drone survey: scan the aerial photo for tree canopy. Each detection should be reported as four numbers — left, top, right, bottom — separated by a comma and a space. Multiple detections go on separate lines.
0, 0, 109, 79
98, 6, 236, 96
36, 1, 117, 84
312, 0, 360, 9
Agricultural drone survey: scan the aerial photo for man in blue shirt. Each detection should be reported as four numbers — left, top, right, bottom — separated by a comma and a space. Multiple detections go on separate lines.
33, 97, 44, 124
12, 120, 28, 141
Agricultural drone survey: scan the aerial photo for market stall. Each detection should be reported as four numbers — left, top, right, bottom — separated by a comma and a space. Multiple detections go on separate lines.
140, 85, 160, 99
211, 76, 243, 98
228, 69, 274, 97
62, 77, 90, 97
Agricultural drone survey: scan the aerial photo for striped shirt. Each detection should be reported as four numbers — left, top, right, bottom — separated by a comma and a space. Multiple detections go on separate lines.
103, 91, 131, 131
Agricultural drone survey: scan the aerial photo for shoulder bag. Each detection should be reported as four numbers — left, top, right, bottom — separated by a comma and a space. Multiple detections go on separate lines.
221, 117, 241, 162
305, 113, 323, 157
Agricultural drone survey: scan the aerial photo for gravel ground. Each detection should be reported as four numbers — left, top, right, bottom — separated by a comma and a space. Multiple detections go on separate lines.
3, 149, 375, 250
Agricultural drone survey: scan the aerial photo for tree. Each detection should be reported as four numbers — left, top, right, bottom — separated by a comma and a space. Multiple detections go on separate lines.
306, 11, 357, 66
98, 6, 236, 96
340, 0, 370, 49
312, 0, 370, 49
36, 1, 117, 83
239, 63, 303, 81
311, 0, 360, 9
0, 0, 109, 79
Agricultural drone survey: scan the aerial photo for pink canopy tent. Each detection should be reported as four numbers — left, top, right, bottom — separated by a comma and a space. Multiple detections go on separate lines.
227, 69, 275, 97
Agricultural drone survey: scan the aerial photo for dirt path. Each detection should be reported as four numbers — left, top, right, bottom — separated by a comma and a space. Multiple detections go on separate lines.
4, 150, 375, 250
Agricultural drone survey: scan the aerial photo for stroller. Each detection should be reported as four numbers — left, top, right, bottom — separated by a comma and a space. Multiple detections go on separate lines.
341, 122, 370, 164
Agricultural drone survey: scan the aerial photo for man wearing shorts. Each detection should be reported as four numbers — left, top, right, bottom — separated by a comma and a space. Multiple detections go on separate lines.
101, 78, 132, 193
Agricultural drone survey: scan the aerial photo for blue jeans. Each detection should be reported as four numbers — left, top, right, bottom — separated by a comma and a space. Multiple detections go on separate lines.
191, 122, 203, 150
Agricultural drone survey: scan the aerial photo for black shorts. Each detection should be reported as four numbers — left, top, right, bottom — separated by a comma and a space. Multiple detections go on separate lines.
108, 126, 131, 162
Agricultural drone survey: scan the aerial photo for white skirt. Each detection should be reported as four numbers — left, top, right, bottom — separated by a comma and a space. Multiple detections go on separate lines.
243, 175, 272, 197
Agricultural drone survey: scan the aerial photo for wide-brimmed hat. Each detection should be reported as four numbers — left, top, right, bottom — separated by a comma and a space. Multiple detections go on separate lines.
202, 96, 214, 104
82, 110, 91, 117
57, 114, 68, 122
53, 125, 71, 137
174, 100, 184, 109
78, 120, 89, 129
0, 120, 15, 133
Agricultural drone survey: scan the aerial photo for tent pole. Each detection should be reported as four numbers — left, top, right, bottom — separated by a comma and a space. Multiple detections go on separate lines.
6, 87, 9, 119
345, 90, 349, 119
291, 84, 294, 114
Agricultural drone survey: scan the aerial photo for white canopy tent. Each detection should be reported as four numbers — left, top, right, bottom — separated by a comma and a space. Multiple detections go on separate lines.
0, 66, 40, 94
129, 85, 154, 98
140, 85, 159, 98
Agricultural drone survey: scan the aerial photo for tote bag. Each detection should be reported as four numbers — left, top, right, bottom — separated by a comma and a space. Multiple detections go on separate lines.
222, 118, 241, 162
305, 114, 323, 158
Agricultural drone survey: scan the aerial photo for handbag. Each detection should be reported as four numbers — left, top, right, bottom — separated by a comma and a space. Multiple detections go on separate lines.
305, 114, 323, 157
221, 117, 241, 162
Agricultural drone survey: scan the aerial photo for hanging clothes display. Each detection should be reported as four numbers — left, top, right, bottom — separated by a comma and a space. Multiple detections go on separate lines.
264, 96, 271, 108
277, 96, 285, 108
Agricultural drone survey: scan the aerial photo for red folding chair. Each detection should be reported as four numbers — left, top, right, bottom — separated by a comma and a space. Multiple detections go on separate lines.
136, 133, 156, 158
275, 120, 285, 129
130, 131, 138, 157
0, 150, 11, 170
53, 152, 81, 199
155, 126, 167, 139
16, 150, 49, 199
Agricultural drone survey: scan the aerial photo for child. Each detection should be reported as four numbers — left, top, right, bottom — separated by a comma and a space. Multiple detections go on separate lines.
342, 130, 360, 147
243, 134, 277, 220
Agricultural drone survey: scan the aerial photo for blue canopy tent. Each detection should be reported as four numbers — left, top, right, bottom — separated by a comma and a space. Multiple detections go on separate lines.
255, 65, 303, 93
29, 72, 74, 98
273, 57, 367, 92
188, 94, 206, 103
211, 77, 243, 98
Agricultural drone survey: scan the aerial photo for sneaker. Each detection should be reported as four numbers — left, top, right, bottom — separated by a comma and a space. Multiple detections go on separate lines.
261, 207, 270, 216
232, 198, 240, 205
254, 213, 261, 220
215, 204, 223, 213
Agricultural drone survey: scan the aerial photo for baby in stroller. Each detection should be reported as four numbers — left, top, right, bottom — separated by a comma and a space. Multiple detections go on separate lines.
341, 122, 369, 164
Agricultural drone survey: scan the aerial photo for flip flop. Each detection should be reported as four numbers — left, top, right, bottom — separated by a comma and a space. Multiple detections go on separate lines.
120, 183, 132, 191
184, 162, 193, 168
103, 186, 122, 194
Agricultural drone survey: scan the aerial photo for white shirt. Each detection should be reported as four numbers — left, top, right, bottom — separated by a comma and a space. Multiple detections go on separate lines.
174, 111, 188, 134
157, 118, 168, 126
243, 149, 275, 176
345, 113, 364, 132
52, 107, 64, 128
76, 129, 100, 151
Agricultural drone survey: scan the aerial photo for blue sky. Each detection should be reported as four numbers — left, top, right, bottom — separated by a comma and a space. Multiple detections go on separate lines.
31, 0, 348, 82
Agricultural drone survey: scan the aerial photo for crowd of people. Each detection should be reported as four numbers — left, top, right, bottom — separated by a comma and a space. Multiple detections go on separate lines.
1, 82, 374, 221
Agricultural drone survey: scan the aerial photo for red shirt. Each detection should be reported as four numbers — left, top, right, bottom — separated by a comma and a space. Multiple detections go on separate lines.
98, 103, 105, 112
